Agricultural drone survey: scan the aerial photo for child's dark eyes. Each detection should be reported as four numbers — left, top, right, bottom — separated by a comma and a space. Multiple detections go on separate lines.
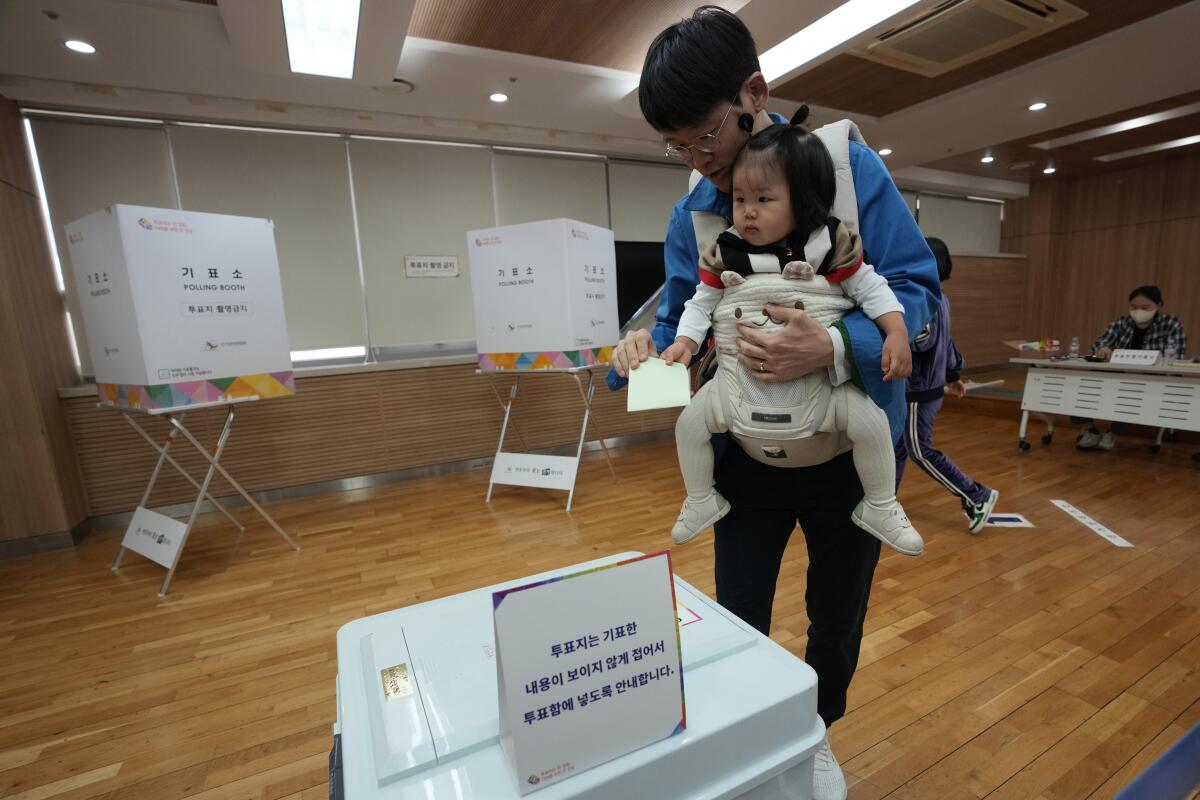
758, 196, 771, 203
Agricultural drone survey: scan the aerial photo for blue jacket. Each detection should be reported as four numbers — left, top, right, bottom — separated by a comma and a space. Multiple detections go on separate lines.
608, 131, 941, 442
906, 295, 962, 403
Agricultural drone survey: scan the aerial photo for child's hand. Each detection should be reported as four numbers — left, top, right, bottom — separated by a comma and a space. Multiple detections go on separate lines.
881, 333, 912, 381
662, 338, 697, 367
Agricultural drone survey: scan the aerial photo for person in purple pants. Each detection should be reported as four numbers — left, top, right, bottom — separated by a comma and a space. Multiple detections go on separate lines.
895, 238, 999, 533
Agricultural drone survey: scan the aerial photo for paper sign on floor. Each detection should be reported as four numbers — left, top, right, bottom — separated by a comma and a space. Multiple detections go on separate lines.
985, 513, 1034, 528
493, 551, 685, 794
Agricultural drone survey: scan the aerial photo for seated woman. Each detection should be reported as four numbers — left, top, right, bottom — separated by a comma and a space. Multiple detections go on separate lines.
1077, 284, 1188, 450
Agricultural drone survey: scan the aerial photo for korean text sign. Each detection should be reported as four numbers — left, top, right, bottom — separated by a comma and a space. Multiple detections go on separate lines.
492, 551, 684, 794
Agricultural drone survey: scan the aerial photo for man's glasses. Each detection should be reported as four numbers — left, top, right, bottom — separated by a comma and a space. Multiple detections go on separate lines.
664, 99, 737, 162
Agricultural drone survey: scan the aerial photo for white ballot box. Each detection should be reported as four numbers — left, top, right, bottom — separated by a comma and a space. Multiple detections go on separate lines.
332, 553, 824, 799
467, 219, 619, 371
65, 204, 293, 410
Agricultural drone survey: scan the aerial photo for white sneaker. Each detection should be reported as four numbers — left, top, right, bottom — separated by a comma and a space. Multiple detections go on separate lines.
1098, 431, 1116, 451
1077, 429, 1101, 449
851, 499, 924, 556
813, 734, 848, 800
967, 488, 1000, 534
671, 492, 730, 545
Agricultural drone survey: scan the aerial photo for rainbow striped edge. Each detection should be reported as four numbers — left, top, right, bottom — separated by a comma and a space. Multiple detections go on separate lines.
477, 347, 613, 371
97, 371, 295, 410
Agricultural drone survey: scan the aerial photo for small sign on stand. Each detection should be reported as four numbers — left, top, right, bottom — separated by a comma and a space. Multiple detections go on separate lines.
492, 551, 685, 794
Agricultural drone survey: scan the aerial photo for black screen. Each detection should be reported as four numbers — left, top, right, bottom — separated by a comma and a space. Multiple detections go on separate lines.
614, 241, 667, 328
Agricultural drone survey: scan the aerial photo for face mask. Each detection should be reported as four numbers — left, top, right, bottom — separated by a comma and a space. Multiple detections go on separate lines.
1130, 308, 1156, 324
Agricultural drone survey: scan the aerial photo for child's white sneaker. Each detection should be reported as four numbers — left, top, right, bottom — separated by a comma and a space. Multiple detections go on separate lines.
672, 492, 730, 545
851, 499, 924, 555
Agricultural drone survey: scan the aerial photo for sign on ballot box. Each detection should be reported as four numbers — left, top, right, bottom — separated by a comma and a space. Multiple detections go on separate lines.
467, 218, 619, 371
492, 551, 684, 793
65, 205, 294, 411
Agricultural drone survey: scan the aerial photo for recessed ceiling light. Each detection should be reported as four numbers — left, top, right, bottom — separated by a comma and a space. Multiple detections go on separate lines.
282, 0, 361, 79
758, 0, 921, 83
980, 155, 994, 164
1029, 101, 1048, 111
64, 40, 96, 54
1043, 166, 1056, 174
490, 92, 509, 103
878, 148, 893, 156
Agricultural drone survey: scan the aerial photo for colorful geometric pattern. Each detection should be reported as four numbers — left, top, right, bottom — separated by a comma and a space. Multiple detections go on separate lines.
98, 371, 295, 410
477, 347, 613, 371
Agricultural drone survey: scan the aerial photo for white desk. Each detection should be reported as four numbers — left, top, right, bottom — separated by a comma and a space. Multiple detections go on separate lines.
1010, 357, 1200, 452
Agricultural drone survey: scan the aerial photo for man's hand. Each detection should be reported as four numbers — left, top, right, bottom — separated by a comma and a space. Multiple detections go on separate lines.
612, 329, 657, 378
735, 304, 834, 382
1096, 346, 1113, 360
945, 379, 966, 398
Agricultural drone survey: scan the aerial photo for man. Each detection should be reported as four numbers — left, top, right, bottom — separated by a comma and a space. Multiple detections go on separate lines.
609, 7, 940, 799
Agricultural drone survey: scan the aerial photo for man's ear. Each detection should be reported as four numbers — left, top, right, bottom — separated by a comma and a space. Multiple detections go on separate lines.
745, 71, 770, 112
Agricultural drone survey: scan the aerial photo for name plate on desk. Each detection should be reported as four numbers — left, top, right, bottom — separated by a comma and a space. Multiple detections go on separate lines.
492, 551, 685, 794
1109, 349, 1160, 366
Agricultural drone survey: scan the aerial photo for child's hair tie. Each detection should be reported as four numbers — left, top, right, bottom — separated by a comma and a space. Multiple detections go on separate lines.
788, 104, 810, 129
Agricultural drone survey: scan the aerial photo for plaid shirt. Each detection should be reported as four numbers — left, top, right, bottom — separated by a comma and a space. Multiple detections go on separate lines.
1092, 312, 1187, 357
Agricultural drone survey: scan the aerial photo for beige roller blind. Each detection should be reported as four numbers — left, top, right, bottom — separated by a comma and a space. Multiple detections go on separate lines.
30, 119, 177, 375
607, 160, 689, 241
169, 125, 364, 350
918, 194, 1003, 254
492, 152, 609, 228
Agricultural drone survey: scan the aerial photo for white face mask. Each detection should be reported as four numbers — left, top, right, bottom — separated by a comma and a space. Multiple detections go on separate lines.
1130, 308, 1156, 325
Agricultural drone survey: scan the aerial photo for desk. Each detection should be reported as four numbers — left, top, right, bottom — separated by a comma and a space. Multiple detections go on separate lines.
1010, 357, 1200, 452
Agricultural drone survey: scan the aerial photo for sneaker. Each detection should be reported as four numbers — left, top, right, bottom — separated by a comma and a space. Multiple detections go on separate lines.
1076, 429, 1101, 449
967, 488, 1000, 534
851, 499, 924, 556
671, 492, 730, 545
813, 734, 848, 800
1098, 431, 1116, 451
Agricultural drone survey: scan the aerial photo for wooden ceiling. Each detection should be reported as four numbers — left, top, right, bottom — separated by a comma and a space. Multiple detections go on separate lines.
922, 90, 1200, 181
773, 0, 1191, 117
407, 0, 745, 73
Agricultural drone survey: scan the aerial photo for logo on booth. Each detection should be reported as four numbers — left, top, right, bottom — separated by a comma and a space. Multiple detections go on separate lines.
570, 228, 589, 240
475, 235, 501, 247
138, 218, 153, 230
527, 775, 541, 786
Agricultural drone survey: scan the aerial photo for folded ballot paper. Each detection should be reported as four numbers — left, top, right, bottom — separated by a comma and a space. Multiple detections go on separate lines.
627, 358, 691, 412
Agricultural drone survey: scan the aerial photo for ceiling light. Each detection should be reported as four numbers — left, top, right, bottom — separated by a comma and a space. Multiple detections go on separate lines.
1095, 134, 1200, 162
1042, 166, 1056, 174
980, 155, 994, 164
1033, 101, 1200, 150
282, 0, 361, 79
1028, 101, 1048, 111
490, 92, 509, 103
64, 40, 96, 54
878, 148, 893, 156
759, 0, 921, 83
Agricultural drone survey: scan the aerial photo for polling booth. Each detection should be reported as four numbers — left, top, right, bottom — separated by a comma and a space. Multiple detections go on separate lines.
65, 204, 300, 596
467, 219, 622, 510
331, 552, 825, 799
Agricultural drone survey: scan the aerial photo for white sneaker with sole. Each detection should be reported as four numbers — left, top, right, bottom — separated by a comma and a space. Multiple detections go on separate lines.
851, 499, 924, 555
813, 734, 848, 800
1098, 431, 1117, 450
671, 492, 730, 545
967, 488, 999, 534
1077, 429, 1101, 449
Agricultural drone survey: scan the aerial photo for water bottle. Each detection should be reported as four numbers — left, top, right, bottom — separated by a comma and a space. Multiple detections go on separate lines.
1165, 346, 1177, 362
1069, 336, 1080, 357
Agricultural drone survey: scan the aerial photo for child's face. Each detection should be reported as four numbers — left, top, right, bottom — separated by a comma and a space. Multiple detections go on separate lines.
732, 161, 792, 246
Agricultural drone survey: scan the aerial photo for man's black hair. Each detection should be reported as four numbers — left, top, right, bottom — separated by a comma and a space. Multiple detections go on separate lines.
638, 5, 761, 132
1129, 285, 1163, 305
734, 121, 835, 238
925, 237, 952, 282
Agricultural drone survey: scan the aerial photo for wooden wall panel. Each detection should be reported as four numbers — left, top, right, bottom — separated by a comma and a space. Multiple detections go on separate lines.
63, 366, 681, 518
0, 94, 87, 544
1000, 151, 1198, 355
941, 256, 1028, 369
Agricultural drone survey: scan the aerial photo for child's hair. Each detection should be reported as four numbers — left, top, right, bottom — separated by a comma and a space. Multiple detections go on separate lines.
639, 6, 760, 133
925, 237, 952, 282
1129, 285, 1163, 305
733, 106, 835, 237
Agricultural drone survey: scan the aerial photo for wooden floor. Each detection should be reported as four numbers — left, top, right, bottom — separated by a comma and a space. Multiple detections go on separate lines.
1, 410, 1198, 800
